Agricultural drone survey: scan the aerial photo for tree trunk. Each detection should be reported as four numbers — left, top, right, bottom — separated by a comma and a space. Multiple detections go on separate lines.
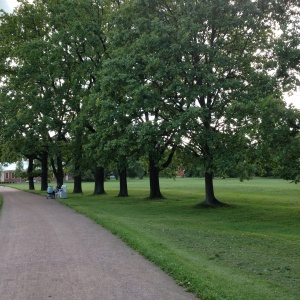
73, 174, 82, 193
72, 131, 83, 193
51, 156, 64, 186
56, 156, 64, 186
203, 172, 224, 207
118, 168, 128, 197
73, 164, 82, 193
40, 151, 48, 191
149, 157, 164, 199
93, 166, 105, 195
202, 138, 226, 207
27, 155, 35, 190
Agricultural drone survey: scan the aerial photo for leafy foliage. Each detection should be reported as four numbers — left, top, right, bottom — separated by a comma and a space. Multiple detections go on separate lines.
0, 0, 299, 200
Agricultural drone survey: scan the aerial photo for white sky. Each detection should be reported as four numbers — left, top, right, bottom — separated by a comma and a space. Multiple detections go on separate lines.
9, 0, 19, 10
0, 0, 32, 12
0, 0, 13, 13
0, 0, 299, 108
285, 91, 300, 108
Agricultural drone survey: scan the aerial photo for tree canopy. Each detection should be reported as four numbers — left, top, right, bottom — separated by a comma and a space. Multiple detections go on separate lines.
0, 0, 299, 204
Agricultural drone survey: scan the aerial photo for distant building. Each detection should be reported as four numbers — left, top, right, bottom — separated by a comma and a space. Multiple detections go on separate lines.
0, 161, 73, 183
0, 161, 29, 183
177, 167, 185, 177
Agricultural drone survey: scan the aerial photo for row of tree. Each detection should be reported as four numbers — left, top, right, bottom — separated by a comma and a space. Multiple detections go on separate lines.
0, 0, 299, 206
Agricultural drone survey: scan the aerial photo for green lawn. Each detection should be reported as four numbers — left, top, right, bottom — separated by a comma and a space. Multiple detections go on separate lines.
2, 178, 300, 300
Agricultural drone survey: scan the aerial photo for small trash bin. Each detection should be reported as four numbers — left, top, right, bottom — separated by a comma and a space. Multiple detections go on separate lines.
59, 185, 67, 199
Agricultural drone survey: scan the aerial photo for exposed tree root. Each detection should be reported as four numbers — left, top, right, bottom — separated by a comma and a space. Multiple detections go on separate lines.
194, 199, 231, 208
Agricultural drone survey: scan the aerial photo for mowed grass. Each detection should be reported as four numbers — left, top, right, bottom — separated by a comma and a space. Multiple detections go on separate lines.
2, 178, 300, 300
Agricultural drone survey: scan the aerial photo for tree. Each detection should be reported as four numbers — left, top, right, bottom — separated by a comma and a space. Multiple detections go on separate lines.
251, 98, 300, 182
45, 0, 120, 194
98, 0, 299, 205
1, 0, 299, 203
15, 160, 24, 179
44, 0, 110, 191
98, 0, 182, 198
1, 0, 112, 192
127, 160, 145, 179
87, 91, 140, 197
0, 1, 51, 190
178, 0, 299, 206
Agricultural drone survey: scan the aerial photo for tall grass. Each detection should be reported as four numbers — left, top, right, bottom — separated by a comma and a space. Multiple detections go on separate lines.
2, 178, 300, 300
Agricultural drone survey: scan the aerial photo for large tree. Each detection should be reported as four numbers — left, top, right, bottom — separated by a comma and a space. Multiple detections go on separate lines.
0, 2, 52, 190
174, 0, 300, 206
46, 0, 116, 193
98, 0, 300, 205
1, 0, 299, 202
98, 0, 182, 198
250, 98, 300, 182
1, 0, 112, 191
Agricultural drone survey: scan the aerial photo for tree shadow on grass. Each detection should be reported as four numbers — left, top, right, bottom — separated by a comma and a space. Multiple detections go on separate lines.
194, 201, 233, 209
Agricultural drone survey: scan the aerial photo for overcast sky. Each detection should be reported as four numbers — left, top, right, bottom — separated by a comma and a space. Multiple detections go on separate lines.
0, 0, 11, 13
0, 0, 299, 108
286, 92, 300, 108
0, 0, 18, 13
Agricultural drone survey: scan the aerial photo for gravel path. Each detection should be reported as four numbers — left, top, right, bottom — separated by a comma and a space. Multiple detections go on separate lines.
0, 186, 197, 300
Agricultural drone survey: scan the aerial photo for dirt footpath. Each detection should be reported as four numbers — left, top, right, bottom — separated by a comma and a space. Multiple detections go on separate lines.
0, 186, 197, 300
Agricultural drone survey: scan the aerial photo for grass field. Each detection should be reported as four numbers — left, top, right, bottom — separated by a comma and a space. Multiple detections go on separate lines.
1, 177, 299, 300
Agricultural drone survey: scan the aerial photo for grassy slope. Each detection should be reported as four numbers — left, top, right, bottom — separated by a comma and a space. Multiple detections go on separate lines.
2, 178, 300, 300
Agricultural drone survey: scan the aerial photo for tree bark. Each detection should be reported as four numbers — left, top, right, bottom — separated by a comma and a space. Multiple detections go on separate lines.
93, 166, 105, 194
56, 156, 64, 186
149, 157, 164, 199
203, 172, 224, 207
73, 164, 82, 193
51, 156, 64, 186
73, 175, 82, 193
118, 168, 128, 197
72, 131, 83, 193
27, 155, 35, 190
40, 151, 48, 191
